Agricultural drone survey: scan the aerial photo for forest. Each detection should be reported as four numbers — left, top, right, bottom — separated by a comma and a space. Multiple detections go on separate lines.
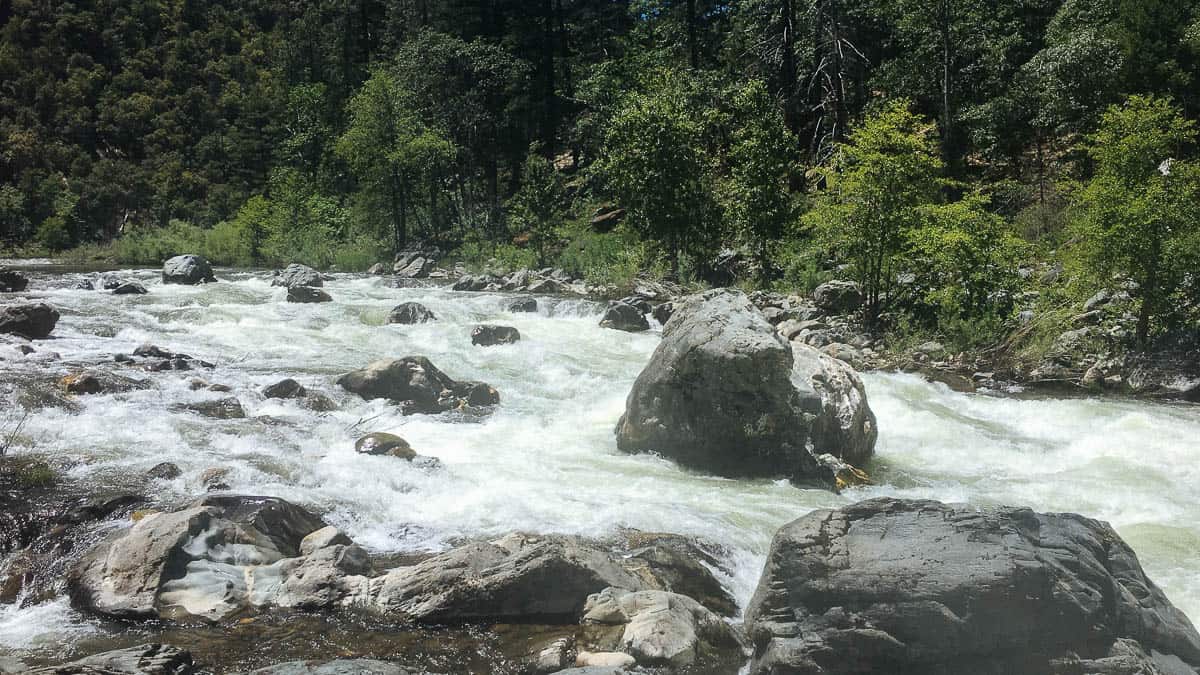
2, 0, 1199, 351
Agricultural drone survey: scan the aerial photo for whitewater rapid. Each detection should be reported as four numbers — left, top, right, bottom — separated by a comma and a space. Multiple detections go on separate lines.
2, 267, 1199, 660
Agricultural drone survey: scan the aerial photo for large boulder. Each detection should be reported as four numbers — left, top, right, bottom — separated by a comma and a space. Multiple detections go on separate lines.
0, 302, 59, 339
599, 302, 649, 333
272, 264, 322, 289
387, 302, 436, 324
336, 356, 499, 415
615, 290, 876, 488
25, 644, 197, 675
0, 268, 28, 293
162, 255, 215, 285
812, 280, 862, 314
744, 498, 1200, 675
68, 495, 363, 622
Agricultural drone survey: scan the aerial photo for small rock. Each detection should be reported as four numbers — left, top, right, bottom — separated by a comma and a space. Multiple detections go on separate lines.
147, 462, 182, 480
471, 325, 521, 346
367, 262, 389, 275
112, 281, 149, 295
812, 280, 863, 314
508, 297, 538, 313
74, 278, 95, 290
263, 378, 307, 399
1083, 289, 1112, 312
181, 398, 246, 420
300, 526, 354, 556
354, 432, 416, 459
0, 268, 29, 292
62, 372, 103, 395
599, 302, 649, 332
387, 302, 436, 324
651, 302, 674, 325
575, 652, 636, 669
199, 467, 230, 491
287, 286, 332, 303
302, 392, 338, 412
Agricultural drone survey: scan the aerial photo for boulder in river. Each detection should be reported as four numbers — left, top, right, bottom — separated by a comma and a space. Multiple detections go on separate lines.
599, 302, 649, 332
272, 263, 323, 289
25, 643, 197, 675
471, 324, 520, 346
337, 356, 499, 415
508, 297, 538, 313
615, 289, 876, 489
287, 286, 332, 303
113, 281, 149, 295
0, 268, 28, 292
263, 378, 307, 399
744, 497, 1200, 675
354, 432, 415, 460
0, 302, 59, 339
812, 280, 863, 314
162, 254, 216, 285
179, 397, 246, 419
387, 302, 436, 324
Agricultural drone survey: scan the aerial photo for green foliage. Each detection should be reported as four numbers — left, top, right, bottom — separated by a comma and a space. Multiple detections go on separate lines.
1069, 95, 1200, 345
805, 100, 944, 323
508, 148, 567, 266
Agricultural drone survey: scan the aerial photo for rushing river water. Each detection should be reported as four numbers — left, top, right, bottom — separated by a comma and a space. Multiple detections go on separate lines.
2, 265, 1199, 665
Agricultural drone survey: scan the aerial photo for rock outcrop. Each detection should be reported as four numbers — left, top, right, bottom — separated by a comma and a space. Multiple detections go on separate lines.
744, 497, 1200, 675
0, 302, 59, 339
615, 289, 876, 488
337, 357, 499, 415
162, 255, 216, 285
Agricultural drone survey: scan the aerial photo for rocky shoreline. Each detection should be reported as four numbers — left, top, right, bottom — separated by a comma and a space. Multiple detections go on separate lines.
2, 255, 1199, 674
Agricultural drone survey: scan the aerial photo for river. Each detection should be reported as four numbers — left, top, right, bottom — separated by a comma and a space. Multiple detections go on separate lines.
2, 266, 1199, 665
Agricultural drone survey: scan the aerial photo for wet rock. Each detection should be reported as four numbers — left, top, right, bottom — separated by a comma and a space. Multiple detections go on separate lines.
387, 302, 436, 324
337, 357, 499, 415
618, 533, 737, 617
62, 372, 103, 395
744, 497, 1200, 675
581, 587, 742, 668
302, 391, 338, 411
0, 268, 28, 293
287, 286, 332, 303
651, 302, 673, 325
243, 660, 420, 675
0, 303, 59, 339
272, 263, 323, 289
162, 254, 216, 285
200, 467, 230, 491
263, 378, 307, 399
354, 432, 416, 459
180, 397, 246, 419
74, 278, 95, 291
16, 344, 35, 355
25, 643, 197, 674
147, 462, 182, 480
471, 324, 521, 346
367, 263, 389, 275
616, 289, 875, 489
508, 297, 538, 313
812, 280, 863, 314
368, 533, 653, 623
599, 302, 649, 333
394, 256, 433, 279
113, 281, 149, 295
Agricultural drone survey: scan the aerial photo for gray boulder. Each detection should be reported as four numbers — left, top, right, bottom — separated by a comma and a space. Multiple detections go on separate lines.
744, 497, 1200, 675
394, 256, 433, 279
25, 644, 196, 674
508, 297, 538, 313
162, 255, 215, 285
113, 281, 149, 295
263, 378, 307, 399
599, 302, 649, 332
615, 289, 876, 488
387, 302, 436, 324
287, 286, 332, 303
812, 280, 863, 314
272, 264, 322, 289
471, 324, 521, 346
0, 302, 59, 339
0, 268, 28, 293
581, 587, 743, 668
336, 356, 499, 414
354, 432, 415, 459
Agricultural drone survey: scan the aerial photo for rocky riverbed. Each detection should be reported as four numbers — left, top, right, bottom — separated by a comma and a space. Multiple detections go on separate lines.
2, 259, 1200, 673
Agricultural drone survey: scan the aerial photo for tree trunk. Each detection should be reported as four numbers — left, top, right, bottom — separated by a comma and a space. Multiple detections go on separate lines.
686, 0, 699, 69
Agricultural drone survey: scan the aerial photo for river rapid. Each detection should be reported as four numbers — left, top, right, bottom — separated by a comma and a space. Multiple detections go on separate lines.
2, 265, 1199, 665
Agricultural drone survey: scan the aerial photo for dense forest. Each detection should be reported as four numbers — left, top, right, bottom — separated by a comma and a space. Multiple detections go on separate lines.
2, 0, 1200, 350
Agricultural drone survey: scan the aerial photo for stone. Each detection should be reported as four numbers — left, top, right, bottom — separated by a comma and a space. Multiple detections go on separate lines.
113, 281, 149, 295
147, 462, 182, 480
387, 302, 436, 324
394, 256, 433, 279
574, 652, 636, 669
242, 660, 419, 675
25, 644, 196, 675
272, 264, 323, 289
581, 587, 742, 668
337, 357, 499, 415
616, 290, 876, 488
0, 268, 28, 293
527, 278, 567, 294
302, 392, 338, 411
650, 302, 673, 325
354, 432, 416, 459
162, 255, 216, 285
0, 303, 59, 339
599, 302, 649, 332
287, 286, 332, 303
812, 280, 863, 314
263, 378, 307, 399
508, 297, 538, 313
180, 397, 246, 420
744, 497, 1200, 675
1084, 289, 1112, 312
300, 526, 354, 556
471, 324, 521, 346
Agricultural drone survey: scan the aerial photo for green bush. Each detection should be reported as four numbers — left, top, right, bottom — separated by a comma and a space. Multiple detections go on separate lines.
35, 216, 73, 251
111, 220, 207, 264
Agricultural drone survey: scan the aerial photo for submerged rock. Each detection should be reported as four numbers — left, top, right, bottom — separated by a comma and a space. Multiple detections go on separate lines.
615, 289, 875, 488
0, 302, 59, 339
599, 302, 649, 332
387, 302, 436, 324
287, 286, 332, 303
25, 643, 197, 675
272, 263, 323, 289
354, 432, 415, 459
471, 324, 520, 346
162, 254, 216, 285
744, 497, 1200, 675
337, 357, 499, 415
